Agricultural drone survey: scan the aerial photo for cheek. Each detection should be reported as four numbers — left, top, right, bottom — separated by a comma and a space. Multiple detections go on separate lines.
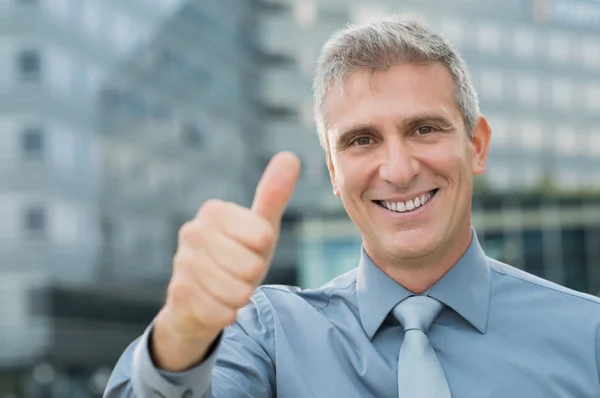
424, 141, 469, 174
335, 156, 373, 194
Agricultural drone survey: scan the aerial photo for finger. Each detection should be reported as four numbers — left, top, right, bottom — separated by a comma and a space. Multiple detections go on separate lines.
188, 285, 238, 330
180, 243, 256, 308
251, 151, 301, 228
167, 275, 237, 333
202, 234, 269, 286
193, 201, 276, 255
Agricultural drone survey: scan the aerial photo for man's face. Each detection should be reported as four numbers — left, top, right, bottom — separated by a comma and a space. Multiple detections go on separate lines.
325, 63, 490, 267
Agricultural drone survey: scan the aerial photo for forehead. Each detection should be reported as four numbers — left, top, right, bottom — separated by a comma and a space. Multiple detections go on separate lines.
324, 62, 461, 135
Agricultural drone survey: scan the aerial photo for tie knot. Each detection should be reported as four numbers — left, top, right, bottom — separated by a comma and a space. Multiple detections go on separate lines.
392, 295, 444, 332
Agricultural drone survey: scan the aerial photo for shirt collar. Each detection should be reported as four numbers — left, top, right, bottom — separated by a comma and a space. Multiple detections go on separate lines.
356, 228, 491, 339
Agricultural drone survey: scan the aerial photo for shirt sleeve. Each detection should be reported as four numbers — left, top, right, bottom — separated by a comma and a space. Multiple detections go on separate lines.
103, 288, 276, 398
595, 322, 600, 385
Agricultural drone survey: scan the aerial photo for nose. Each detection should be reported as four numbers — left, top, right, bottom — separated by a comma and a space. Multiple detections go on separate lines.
378, 138, 420, 188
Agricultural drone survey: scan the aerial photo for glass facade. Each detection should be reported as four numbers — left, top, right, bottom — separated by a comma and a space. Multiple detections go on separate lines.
299, 196, 600, 296
0, 1, 262, 396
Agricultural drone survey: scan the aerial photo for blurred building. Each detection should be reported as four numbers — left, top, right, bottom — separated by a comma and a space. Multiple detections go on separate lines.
298, 194, 600, 295
259, 0, 600, 194
0, 0, 259, 396
0, 0, 599, 396
98, 0, 301, 290
258, 0, 600, 292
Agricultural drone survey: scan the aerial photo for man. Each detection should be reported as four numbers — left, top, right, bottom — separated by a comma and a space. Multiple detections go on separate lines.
104, 15, 600, 398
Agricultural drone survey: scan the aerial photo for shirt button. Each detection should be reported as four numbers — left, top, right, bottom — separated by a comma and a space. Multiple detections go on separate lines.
182, 389, 193, 398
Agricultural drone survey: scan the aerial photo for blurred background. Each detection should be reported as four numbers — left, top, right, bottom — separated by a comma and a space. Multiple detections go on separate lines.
0, 0, 599, 396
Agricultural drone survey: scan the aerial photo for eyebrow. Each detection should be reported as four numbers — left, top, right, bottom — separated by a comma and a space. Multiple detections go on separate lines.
334, 113, 456, 148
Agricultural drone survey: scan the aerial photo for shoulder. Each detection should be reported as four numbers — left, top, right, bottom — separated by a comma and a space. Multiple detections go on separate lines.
488, 257, 600, 309
252, 267, 358, 312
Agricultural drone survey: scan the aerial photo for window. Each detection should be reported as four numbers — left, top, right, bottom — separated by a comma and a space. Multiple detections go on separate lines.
521, 121, 543, 150
53, 128, 76, 171
300, 100, 313, 126
554, 126, 578, 155
522, 229, 545, 278
181, 122, 203, 148
17, 50, 41, 81
305, 151, 324, 183
21, 127, 44, 159
477, 23, 502, 54
350, 4, 389, 24
516, 75, 539, 106
43, 0, 69, 22
487, 114, 508, 147
487, 167, 511, 191
47, 47, 72, 95
24, 206, 46, 238
557, 169, 581, 190
293, 0, 317, 28
562, 228, 589, 292
479, 70, 503, 101
522, 167, 542, 186
298, 47, 316, 78
581, 39, 600, 69
551, 79, 572, 110
586, 84, 600, 112
100, 215, 114, 249
548, 34, 570, 64
111, 10, 138, 54
82, 0, 103, 40
514, 28, 536, 59
590, 131, 600, 156
439, 18, 465, 48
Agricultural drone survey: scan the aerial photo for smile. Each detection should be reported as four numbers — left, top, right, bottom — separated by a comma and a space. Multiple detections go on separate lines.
374, 189, 439, 213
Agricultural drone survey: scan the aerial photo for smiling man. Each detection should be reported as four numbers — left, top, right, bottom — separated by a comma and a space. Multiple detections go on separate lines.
104, 15, 600, 398
323, 60, 487, 295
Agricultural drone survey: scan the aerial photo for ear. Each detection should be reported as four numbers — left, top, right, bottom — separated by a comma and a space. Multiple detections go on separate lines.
326, 150, 341, 197
471, 116, 492, 176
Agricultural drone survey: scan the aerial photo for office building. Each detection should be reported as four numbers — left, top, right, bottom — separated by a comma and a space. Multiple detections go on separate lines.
0, 0, 262, 396
257, 0, 600, 292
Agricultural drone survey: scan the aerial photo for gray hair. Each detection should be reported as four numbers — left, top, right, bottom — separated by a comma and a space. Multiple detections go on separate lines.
313, 14, 480, 149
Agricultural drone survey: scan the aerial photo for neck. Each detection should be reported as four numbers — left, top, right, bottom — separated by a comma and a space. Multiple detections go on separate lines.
368, 226, 473, 294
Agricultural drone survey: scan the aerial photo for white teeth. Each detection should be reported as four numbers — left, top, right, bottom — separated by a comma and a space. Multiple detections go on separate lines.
381, 191, 435, 213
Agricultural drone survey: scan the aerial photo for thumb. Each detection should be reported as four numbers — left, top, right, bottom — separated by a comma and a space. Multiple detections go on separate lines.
251, 151, 301, 228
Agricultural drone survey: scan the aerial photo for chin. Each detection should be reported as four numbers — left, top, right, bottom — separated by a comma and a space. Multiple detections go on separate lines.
385, 230, 442, 259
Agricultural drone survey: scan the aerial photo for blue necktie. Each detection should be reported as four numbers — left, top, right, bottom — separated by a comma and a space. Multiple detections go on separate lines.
392, 295, 451, 398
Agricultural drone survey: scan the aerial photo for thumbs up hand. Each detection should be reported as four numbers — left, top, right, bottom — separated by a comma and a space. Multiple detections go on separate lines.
152, 152, 301, 371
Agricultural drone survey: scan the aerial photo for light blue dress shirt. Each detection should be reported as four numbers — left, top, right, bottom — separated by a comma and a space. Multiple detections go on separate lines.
104, 230, 600, 397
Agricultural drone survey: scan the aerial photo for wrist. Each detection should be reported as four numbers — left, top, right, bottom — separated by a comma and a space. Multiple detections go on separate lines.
150, 308, 221, 372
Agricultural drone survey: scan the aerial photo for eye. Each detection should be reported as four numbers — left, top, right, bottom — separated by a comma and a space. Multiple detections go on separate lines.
415, 126, 436, 136
351, 137, 373, 146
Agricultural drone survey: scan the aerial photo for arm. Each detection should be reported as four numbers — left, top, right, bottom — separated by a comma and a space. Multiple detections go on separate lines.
596, 321, 600, 386
104, 153, 298, 397
103, 290, 275, 398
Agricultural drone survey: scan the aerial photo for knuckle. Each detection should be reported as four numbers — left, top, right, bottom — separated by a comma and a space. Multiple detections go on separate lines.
199, 198, 225, 216
178, 221, 198, 243
243, 254, 266, 281
254, 221, 276, 249
231, 284, 254, 307
194, 300, 235, 329
174, 308, 200, 332
167, 278, 192, 304
172, 250, 188, 268
221, 307, 238, 326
